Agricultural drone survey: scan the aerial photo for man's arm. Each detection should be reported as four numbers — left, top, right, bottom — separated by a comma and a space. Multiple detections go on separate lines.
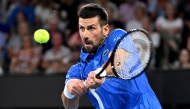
61, 79, 88, 109
61, 93, 79, 109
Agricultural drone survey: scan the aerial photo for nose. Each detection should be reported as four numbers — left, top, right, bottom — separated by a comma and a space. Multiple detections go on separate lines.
81, 29, 89, 39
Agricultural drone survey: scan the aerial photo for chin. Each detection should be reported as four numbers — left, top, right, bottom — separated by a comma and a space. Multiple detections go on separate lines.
84, 48, 92, 53
84, 47, 97, 53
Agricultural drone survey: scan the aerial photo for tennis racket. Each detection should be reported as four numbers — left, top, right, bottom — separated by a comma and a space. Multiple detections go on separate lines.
96, 28, 153, 79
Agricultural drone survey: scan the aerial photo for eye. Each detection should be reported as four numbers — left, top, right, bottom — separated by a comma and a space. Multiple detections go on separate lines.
79, 27, 85, 32
88, 27, 95, 31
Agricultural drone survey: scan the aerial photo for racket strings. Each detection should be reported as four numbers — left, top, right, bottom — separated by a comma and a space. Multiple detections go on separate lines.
130, 31, 151, 68
113, 36, 139, 79
98, 29, 152, 80
114, 48, 130, 78
112, 30, 152, 79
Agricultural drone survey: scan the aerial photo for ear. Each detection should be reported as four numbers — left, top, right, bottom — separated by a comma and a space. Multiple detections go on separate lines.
103, 24, 109, 36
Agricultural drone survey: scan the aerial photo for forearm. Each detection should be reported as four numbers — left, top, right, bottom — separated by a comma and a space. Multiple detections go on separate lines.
61, 92, 79, 109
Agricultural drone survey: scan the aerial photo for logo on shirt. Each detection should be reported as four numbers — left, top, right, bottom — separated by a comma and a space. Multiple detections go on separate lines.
103, 49, 109, 56
114, 37, 120, 42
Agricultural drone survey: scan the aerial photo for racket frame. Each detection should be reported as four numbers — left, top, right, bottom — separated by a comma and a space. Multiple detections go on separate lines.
96, 29, 153, 79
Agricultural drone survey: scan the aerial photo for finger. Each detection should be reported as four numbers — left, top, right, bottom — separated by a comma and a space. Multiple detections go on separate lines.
83, 81, 88, 88
72, 86, 84, 96
86, 76, 96, 85
73, 81, 89, 96
84, 78, 92, 88
84, 79, 93, 88
94, 77, 104, 84
78, 81, 88, 92
69, 87, 79, 95
86, 77, 98, 88
68, 83, 84, 96
88, 72, 96, 82
83, 81, 91, 92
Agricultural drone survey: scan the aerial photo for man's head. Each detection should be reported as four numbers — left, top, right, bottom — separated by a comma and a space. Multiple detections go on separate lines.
78, 3, 109, 53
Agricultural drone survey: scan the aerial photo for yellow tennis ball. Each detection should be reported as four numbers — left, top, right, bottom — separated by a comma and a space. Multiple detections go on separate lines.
34, 29, 50, 44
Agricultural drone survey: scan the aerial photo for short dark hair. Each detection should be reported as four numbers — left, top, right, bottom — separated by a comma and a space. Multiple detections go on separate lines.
78, 3, 108, 26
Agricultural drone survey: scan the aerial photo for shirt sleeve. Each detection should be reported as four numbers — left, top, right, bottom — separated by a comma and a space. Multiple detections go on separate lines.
107, 29, 127, 51
65, 63, 81, 84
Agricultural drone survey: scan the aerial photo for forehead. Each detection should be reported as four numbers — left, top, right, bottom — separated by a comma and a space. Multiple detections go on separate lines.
79, 16, 100, 27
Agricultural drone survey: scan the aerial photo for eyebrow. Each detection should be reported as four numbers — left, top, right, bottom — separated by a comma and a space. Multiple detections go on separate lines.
79, 24, 96, 27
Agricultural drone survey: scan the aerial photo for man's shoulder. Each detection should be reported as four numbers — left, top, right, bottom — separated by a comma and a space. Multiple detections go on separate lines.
110, 28, 126, 34
68, 62, 82, 72
107, 28, 127, 44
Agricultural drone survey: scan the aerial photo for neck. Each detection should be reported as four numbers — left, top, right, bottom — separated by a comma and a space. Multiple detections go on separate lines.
100, 37, 106, 46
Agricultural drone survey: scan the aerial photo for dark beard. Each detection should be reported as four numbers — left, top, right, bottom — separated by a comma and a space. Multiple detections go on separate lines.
83, 32, 106, 54
83, 45, 98, 54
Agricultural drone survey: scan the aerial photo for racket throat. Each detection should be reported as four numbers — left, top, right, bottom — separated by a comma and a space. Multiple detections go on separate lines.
96, 75, 103, 79
111, 66, 120, 78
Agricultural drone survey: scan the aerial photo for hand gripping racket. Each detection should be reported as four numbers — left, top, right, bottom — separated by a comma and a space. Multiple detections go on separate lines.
96, 28, 153, 79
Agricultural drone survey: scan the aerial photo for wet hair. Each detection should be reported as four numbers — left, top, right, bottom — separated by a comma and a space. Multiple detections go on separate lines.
78, 3, 108, 26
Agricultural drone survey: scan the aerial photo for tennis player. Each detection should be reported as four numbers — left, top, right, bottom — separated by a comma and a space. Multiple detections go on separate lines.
61, 3, 162, 109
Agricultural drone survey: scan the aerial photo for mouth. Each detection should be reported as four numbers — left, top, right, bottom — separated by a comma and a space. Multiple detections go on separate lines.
84, 41, 93, 47
85, 42, 91, 46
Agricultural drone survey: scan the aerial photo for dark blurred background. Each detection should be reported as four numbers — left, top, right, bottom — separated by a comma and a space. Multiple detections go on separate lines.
0, 0, 190, 109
